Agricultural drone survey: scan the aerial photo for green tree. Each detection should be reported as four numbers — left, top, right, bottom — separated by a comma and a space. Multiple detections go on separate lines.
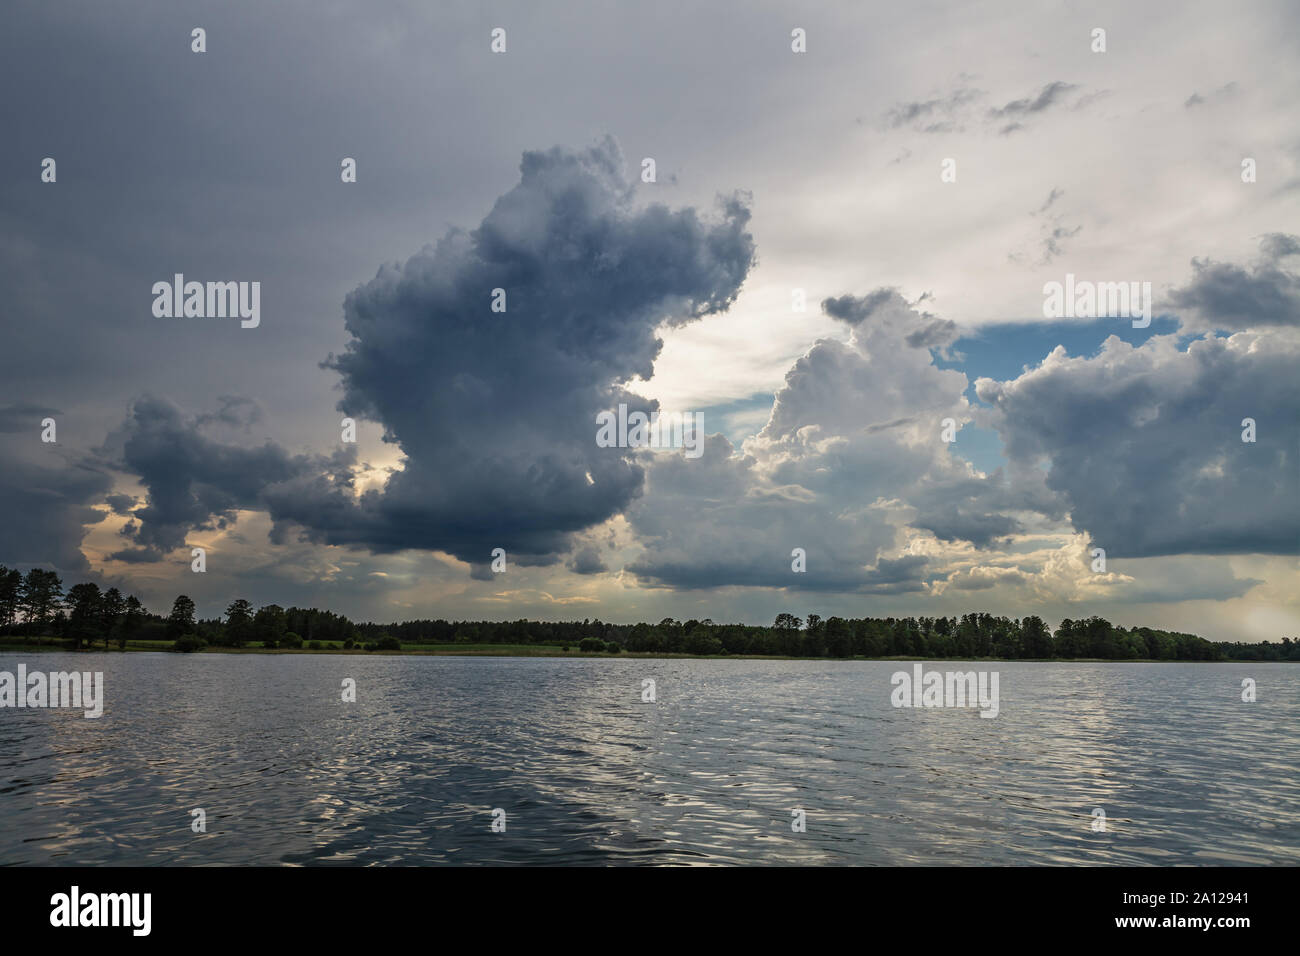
101, 587, 125, 648
1021, 615, 1052, 658
20, 568, 64, 641
824, 616, 852, 657
120, 594, 144, 649
167, 595, 197, 639
804, 614, 826, 656
225, 598, 254, 647
0, 566, 22, 634
254, 604, 287, 645
66, 582, 103, 649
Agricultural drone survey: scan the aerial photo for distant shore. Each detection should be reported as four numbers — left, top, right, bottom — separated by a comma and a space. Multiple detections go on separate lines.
0, 639, 1284, 663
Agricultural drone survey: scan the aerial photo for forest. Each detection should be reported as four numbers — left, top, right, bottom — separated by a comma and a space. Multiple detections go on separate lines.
1, 564, 1297, 661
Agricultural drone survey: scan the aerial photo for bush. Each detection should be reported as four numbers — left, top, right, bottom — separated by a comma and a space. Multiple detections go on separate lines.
308, 640, 323, 650
343, 638, 355, 650
605, 641, 622, 654
172, 634, 206, 653
578, 637, 605, 652
280, 632, 304, 649
376, 635, 401, 651
263, 638, 278, 649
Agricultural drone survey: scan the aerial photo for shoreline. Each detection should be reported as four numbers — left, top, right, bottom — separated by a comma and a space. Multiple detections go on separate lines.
0, 641, 1283, 664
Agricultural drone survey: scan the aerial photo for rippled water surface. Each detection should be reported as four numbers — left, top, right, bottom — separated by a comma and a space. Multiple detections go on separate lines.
1, 654, 1296, 865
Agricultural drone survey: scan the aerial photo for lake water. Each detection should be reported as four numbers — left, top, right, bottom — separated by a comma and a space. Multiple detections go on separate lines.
1, 654, 1296, 865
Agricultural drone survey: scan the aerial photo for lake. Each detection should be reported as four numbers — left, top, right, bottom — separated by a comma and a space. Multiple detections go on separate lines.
1, 654, 1296, 865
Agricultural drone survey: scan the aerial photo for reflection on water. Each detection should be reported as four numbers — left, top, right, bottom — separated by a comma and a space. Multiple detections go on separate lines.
1, 654, 1296, 865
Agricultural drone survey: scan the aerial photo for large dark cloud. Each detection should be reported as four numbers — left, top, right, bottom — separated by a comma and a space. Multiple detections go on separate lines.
977, 329, 1300, 557
0, 404, 111, 573
1166, 233, 1300, 330
108, 394, 324, 560
568, 545, 609, 575
0, 456, 110, 574
912, 508, 1022, 549
264, 138, 756, 567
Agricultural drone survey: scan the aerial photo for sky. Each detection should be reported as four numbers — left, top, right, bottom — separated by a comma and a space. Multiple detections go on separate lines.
1, 0, 1297, 641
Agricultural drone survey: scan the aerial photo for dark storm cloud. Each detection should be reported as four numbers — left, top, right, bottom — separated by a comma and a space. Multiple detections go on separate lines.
912, 509, 1022, 548
105, 494, 138, 516
109, 394, 323, 559
977, 328, 1300, 557
264, 138, 755, 566
568, 546, 609, 575
0, 404, 111, 573
1167, 233, 1300, 330
0, 455, 110, 573
92, 122, 755, 573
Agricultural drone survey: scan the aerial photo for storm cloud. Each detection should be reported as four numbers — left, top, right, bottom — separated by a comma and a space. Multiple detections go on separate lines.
108, 394, 324, 561
266, 138, 756, 567
0, 457, 110, 573
1166, 233, 1300, 331
2, 2, 1295, 637
977, 329, 1300, 557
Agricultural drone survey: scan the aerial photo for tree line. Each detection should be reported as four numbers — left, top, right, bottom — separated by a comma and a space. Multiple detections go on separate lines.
0, 565, 366, 651
0, 566, 147, 649
2, 565, 1296, 660
362, 612, 1300, 661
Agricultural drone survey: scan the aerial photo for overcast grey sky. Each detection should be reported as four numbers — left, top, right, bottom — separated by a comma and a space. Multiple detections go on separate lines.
2, 0, 1297, 640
